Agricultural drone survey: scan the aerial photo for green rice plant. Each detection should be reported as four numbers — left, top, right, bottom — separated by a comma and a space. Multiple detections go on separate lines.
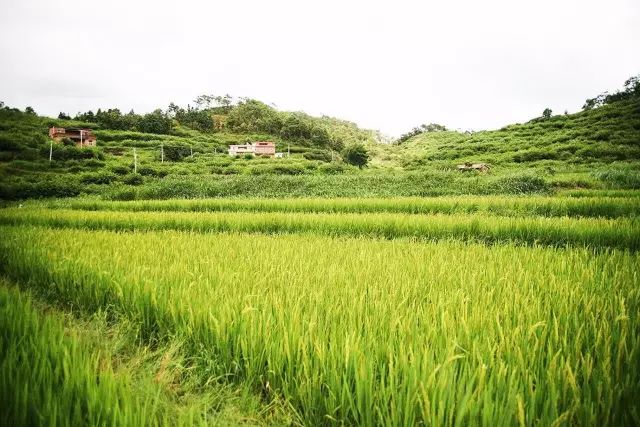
558, 189, 640, 198
1, 207, 638, 250
52, 195, 640, 219
0, 226, 638, 425
0, 280, 297, 426
0, 282, 201, 426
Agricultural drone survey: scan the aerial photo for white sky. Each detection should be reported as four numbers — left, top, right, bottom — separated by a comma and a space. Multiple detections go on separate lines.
1, 0, 638, 136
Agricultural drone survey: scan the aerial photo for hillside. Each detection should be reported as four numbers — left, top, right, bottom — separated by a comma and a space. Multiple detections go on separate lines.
371, 96, 640, 186
0, 82, 639, 200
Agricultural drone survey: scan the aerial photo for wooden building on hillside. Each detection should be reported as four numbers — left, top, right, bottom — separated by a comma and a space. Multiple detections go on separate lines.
49, 127, 97, 147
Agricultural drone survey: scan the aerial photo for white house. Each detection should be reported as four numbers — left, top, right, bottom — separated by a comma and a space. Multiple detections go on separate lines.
228, 141, 276, 157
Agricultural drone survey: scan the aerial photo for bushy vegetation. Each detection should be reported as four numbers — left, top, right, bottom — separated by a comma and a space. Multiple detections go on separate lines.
57, 195, 640, 219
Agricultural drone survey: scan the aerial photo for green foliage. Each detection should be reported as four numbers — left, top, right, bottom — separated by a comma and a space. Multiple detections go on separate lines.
122, 173, 144, 186
136, 166, 168, 178
42, 144, 104, 161
79, 171, 118, 185
162, 144, 191, 161
583, 74, 640, 110
303, 150, 333, 162
592, 167, 640, 189
225, 99, 282, 134
137, 109, 172, 134
110, 165, 131, 175
342, 143, 369, 168
489, 172, 550, 194
0, 177, 82, 200
396, 123, 448, 144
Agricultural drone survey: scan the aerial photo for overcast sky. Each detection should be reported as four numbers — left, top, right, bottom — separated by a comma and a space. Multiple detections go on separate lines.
1, 0, 638, 136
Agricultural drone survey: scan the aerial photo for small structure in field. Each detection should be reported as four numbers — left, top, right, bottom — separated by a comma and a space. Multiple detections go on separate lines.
457, 162, 490, 172
229, 141, 276, 157
49, 127, 97, 147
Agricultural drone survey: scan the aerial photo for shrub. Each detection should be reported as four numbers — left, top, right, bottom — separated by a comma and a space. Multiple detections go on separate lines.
42, 145, 104, 161
110, 165, 131, 175
137, 166, 168, 178
0, 179, 82, 199
0, 135, 23, 151
122, 173, 144, 186
489, 173, 551, 194
79, 172, 117, 185
211, 166, 240, 175
342, 143, 369, 168
317, 163, 347, 174
303, 150, 333, 162
162, 144, 191, 161
592, 169, 640, 189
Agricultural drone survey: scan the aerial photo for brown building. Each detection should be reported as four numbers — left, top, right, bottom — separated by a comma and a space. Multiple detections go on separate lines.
49, 127, 97, 147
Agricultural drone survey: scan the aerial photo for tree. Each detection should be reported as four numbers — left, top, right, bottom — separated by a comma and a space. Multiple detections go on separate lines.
422, 123, 447, 132
583, 74, 640, 110
25, 106, 36, 115
166, 102, 180, 118
137, 109, 171, 134
226, 99, 282, 134
342, 143, 369, 168
542, 108, 552, 120
395, 122, 448, 144
58, 112, 71, 120
75, 110, 96, 122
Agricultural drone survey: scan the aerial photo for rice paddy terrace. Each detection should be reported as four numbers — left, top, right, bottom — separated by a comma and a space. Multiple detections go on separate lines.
1, 193, 639, 426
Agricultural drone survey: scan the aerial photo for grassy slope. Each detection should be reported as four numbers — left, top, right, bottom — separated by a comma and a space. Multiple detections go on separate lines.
0, 97, 639, 200
372, 98, 640, 184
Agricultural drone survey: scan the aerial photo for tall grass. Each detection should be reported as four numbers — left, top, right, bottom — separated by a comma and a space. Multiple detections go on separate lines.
48, 195, 640, 219
0, 226, 638, 425
0, 282, 209, 426
1, 207, 639, 250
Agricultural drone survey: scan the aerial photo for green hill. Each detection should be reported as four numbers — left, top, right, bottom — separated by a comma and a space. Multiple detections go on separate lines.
0, 78, 639, 200
371, 96, 640, 186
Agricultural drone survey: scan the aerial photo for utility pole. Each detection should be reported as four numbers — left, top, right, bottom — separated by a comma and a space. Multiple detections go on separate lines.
190, 146, 193, 157
80, 129, 83, 147
49, 140, 53, 163
133, 148, 138, 174
161, 143, 164, 163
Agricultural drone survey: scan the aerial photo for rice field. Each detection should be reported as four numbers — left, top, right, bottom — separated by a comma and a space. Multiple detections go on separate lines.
0, 195, 639, 426
44, 194, 640, 218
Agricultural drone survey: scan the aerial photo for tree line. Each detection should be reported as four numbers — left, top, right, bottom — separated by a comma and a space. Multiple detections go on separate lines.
67, 95, 345, 151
